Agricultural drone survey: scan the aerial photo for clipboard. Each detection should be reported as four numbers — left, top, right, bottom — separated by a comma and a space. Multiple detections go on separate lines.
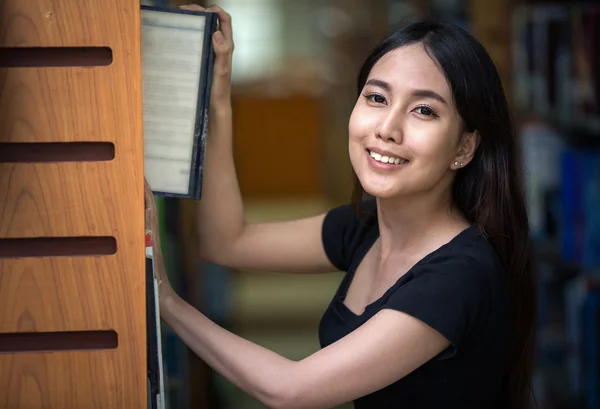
146, 230, 166, 409
141, 6, 217, 200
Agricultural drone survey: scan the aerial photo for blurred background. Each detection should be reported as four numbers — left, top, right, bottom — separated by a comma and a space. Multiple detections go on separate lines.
141, 0, 600, 408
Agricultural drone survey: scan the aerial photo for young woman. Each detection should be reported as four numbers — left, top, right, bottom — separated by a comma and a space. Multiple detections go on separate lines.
145, 4, 537, 408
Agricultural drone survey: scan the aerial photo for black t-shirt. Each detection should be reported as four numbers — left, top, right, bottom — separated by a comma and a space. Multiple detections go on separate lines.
319, 200, 512, 408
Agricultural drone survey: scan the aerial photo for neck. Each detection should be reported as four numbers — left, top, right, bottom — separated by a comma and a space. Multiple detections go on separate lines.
375, 187, 465, 259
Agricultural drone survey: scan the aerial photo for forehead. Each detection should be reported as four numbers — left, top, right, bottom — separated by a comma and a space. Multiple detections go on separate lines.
367, 44, 450, 95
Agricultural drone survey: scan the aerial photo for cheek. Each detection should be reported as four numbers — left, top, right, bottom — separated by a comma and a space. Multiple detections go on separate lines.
348, 105, 375, 141
348, 114, 369, 172
416, 141, 451, 163
348, 112, 360, 143
410, 125, 458, 162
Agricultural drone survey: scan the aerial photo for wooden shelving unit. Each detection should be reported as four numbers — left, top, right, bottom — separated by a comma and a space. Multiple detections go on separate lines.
0, 0, 146, 408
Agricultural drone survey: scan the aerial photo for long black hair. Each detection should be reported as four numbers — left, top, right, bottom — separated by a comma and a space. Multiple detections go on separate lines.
352, 19, 537, 409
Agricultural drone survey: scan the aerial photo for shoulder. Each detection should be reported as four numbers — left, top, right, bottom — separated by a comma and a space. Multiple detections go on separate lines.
321, 199, 378, 271
393, 240, 496, 312
382, 227, 509, 357
424, 225, 506, 289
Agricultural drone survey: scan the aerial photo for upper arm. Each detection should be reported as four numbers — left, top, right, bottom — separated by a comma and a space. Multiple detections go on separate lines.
214, 203, 366, 274
282, 309, 450, 409
219, 213, 336, 273
274, 259, 490, 408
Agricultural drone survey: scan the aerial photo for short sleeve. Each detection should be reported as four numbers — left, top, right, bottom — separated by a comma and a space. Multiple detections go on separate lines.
321, 200, 377, 272
383, 255, 490, 358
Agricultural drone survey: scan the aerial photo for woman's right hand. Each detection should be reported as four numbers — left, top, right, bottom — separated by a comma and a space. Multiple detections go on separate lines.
180, 4, 234, 109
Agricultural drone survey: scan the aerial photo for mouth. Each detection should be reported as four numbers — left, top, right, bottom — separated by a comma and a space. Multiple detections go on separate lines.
367, 149, 409, 166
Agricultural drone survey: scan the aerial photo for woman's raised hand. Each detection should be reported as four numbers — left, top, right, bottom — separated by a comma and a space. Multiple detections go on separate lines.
180, 4, 234, 109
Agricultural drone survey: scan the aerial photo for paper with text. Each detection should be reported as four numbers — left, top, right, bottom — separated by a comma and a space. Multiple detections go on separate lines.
141, 9, 206, 195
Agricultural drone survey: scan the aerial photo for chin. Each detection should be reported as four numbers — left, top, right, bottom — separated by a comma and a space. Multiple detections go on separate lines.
356, 173, 404, 199
363, 185, 403, 200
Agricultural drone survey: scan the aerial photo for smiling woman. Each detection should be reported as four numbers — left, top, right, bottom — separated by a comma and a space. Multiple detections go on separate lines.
344, 20, 535, 409
145, 5, 536, 409
349, 43, 479, 201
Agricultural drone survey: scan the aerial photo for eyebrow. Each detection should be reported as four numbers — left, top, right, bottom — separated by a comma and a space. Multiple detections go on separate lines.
365, 79, 447, 105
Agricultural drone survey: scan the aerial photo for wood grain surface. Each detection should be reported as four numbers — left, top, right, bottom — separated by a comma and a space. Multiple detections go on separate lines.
0, 0, 146, 408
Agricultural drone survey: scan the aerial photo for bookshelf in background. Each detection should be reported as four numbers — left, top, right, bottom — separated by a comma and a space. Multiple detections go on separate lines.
511, 2, 600, 408
512, 1, 600, 134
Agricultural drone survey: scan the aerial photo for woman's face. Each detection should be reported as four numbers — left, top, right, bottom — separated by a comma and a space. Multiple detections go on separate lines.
349, 44, 472, 200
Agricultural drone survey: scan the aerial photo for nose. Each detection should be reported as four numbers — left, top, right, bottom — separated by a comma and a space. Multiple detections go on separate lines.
375, 112, 403, 143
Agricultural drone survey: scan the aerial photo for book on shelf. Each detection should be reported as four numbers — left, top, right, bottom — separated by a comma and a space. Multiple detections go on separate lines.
141, 5, 217, 200
512, 3, 600, 131
146, 229, 166, 409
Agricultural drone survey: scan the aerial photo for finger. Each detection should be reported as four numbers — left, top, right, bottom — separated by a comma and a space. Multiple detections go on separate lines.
144, 181, 154, 206
212, 47, 232, 77
212, 30, 229, 54
179, 4, 204, 11
205, 5, 232, 41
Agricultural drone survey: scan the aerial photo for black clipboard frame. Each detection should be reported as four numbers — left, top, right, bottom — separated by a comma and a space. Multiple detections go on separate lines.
146, 251, 162, 409
141, 5, 217, 200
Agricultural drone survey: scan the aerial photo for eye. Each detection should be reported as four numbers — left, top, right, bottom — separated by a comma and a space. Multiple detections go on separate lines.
413, 105, 439, 118
365, 93, 387, 105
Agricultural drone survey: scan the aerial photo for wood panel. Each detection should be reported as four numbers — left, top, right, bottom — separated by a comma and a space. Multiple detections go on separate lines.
0, 67, 137, 143
0, 163, 139, 237
0, 0, 146, 408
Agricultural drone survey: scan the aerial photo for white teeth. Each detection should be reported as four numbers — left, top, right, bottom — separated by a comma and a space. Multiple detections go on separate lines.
369, 150, 408, 165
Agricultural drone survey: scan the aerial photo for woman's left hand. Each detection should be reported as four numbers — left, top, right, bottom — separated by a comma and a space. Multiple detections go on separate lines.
144, 179, 177, 303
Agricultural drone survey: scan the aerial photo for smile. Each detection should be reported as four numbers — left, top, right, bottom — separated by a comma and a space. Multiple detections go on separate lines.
367, 149, 409, 165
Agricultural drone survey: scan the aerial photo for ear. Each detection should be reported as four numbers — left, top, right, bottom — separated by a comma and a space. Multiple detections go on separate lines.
451, 131, 480, 170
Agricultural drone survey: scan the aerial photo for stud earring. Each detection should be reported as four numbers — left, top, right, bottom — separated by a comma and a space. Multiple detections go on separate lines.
454, 161, 459, 166
460, 162, 464, 166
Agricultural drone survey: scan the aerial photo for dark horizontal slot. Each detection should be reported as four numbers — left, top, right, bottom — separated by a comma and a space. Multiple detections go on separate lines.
0, 330, 118, 354
0, 142, 115, 163
0, 47, 112, 67
0, 237, 117, 258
